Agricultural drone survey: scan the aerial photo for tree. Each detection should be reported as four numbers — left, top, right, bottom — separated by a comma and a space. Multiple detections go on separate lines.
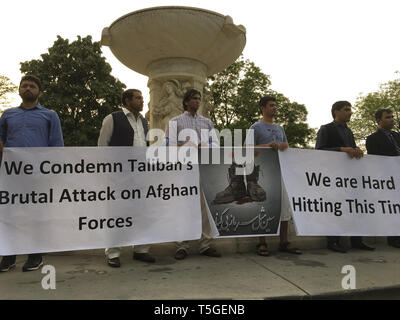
207, 57, 315, 147
351, 73, 400, 147
207, 57, 271, 131
0, 75, 17, 111
273, 93, 316, 148
20, 35, 126, 146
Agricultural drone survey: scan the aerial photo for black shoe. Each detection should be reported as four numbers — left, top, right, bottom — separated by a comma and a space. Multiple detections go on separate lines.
201, 247, 222, 257
279, 242, 302, 255
388, 241, 400, 248
0, 255, 16, 272
22, 254, 43, 272
328, 242, 347, 253
174, 249, 188, 260
133, 252, 155, 263
388, 240, 400, 248
388, 237, 400, 248
352, 242, 375, 251
107, 257, 121, 268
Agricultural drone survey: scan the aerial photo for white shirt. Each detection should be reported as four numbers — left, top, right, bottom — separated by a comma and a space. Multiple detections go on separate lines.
98, 107, 147, 146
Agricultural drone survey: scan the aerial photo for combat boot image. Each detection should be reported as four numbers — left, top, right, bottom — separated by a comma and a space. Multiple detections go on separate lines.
214, 163, 247, 204
246, 165, 266, 202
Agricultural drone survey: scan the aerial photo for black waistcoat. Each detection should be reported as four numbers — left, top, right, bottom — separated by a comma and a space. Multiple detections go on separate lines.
108, 111, 149, 146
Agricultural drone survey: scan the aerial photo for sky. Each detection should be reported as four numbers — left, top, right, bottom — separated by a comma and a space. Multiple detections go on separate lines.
1, 0, 400, 128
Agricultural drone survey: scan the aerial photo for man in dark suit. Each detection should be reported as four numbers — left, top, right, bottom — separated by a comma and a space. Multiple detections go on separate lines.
316, 100, 375, 253
366, 108, 400, 248
98, 89, 156, 267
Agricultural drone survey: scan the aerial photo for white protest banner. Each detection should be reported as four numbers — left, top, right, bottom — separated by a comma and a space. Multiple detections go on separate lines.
0, 147, 201, 255
279, 148, 400, 236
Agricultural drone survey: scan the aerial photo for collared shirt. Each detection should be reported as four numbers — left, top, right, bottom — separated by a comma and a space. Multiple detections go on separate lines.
315, 121, 356, 151
98, 107, 146, 147
165, 111, 219, 146
0, 103, 64, 147
381, 129, 400, 155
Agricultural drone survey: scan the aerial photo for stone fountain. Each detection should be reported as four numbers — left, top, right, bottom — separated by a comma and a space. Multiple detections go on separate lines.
101, 6, 246, 133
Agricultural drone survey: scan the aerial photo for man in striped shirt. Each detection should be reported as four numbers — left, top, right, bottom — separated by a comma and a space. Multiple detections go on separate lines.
165, 89, 221, 260
165, 90, 218, 147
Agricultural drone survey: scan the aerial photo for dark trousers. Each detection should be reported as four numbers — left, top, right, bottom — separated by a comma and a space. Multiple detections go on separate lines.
3, 253, 42, 262
388, 236, 400, 244
327, 236, 364, 246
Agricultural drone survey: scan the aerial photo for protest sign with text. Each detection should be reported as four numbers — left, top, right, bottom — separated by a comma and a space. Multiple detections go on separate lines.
279, 149, 400, 236
0, 147, 201, 255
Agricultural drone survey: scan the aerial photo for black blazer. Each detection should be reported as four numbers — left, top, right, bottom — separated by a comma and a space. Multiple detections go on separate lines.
315, 122, 356, 150
366, 129, 400, 156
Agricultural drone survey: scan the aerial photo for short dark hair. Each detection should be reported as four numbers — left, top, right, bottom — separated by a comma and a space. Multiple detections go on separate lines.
20, 75, 42, 92
121, 89, 141, 106
375, 108, 392, 121
182, 89, 201, 111
258, 96, 276, 115
331, 101, 351, 119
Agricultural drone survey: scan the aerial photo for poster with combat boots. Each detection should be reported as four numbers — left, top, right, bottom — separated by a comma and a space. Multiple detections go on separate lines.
199, 147, 281, 237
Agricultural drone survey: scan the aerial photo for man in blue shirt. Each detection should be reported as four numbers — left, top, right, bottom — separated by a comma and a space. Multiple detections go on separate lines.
0, 75, 64, 272
244, 96, 302, 256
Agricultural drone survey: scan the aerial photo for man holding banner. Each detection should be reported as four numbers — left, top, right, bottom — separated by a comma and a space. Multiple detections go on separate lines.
245, 96, 301, 256
165, 89, 221, 260
316, 100, 375, 253
98, 89, 156, 267
0, 75, 64, 272
366, 108, 400, 248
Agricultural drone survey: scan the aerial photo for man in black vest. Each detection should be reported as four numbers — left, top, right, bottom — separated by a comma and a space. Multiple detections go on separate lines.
98, 89, 155, 267
315, 100, 375, 253
366, 108, 400, 248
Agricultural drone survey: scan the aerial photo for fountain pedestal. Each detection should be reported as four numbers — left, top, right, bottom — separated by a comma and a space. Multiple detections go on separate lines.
101, 6, 246, 134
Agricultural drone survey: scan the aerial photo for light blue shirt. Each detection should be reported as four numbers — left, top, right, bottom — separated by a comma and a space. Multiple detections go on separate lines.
0, 103, 64, 147
245, 121, 287, 146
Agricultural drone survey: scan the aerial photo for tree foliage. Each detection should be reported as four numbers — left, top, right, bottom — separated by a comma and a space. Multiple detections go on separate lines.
351, 73, 400, 146
207, 57, 271, 130
20, 35, 126, 146
0, 75, 17, 110
207, 57, 315, 147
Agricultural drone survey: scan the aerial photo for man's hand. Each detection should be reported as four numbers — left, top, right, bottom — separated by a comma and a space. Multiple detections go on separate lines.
278, 142, 289, 151
354, 147, 364, 159
182, 141, 198, 148
255, 141, 287, 151
341, 147, 363, 159
265, 141, 279, 150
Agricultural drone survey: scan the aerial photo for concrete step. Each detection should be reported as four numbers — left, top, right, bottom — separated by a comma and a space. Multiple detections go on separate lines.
55, 220, 387, 257
2, 244, 399, 300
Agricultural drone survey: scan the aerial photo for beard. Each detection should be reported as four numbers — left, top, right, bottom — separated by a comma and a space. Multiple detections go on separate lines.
20, 91, 39, 103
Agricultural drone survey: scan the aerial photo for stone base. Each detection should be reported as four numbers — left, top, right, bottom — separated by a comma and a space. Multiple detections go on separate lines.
50, 218, 386, 257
